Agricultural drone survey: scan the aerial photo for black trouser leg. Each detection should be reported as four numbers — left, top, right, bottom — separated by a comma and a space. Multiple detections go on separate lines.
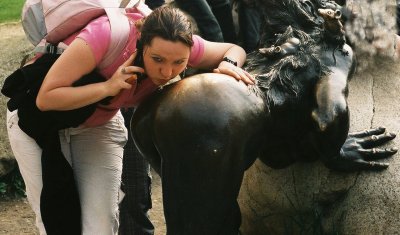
238, 1, 262, 53
209, 0, 238, 43
144, 0, 165, 10
174, 0, 224, 42
119, 109, 154, 235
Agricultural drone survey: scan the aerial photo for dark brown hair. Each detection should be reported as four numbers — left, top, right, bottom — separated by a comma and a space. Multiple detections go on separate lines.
139, 6, 194, 48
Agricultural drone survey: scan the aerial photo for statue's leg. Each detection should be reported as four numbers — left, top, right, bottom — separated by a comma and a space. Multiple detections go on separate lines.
130, 75, 266, 233
157, 133, 246, 235
150, 101, 263, 234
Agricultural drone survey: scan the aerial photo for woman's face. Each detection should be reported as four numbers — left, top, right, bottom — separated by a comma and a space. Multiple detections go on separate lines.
142, 36, 191, 86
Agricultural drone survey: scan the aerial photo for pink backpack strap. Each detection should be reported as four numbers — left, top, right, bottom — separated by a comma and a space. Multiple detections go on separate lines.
98, 8, 131, 70
99, 1, 152, 70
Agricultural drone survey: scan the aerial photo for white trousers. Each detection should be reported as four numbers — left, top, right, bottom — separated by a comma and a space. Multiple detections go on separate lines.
6, 109, 127, 235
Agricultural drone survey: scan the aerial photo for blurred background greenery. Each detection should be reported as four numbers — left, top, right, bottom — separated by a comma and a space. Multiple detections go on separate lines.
0, 0, 25, 23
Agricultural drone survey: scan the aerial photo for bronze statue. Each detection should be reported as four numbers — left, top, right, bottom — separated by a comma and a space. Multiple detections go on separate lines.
130, 0, 397, 234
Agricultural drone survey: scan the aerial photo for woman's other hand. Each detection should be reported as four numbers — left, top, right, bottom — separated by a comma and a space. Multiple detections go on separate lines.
213, 60, 255, 85
195, 38, 255, 85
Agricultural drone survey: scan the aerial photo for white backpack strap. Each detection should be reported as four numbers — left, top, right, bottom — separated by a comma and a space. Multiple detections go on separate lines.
99, 7, 131, 70
134, 0, 153, 16
120, 0, 132, 7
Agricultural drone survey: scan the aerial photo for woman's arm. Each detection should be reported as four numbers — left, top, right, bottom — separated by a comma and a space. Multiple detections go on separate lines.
194, 40, 255, 85
36, 38, 136, 111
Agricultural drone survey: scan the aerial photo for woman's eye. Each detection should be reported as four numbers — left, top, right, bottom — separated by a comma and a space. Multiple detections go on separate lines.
152, 57, 162, 63
174, 60, 185, 65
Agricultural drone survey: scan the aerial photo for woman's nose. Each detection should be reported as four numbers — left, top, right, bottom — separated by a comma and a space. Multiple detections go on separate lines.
160, 66, 173, 79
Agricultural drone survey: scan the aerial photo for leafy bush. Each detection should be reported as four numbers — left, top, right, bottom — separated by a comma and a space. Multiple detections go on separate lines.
0, 166, 26, 198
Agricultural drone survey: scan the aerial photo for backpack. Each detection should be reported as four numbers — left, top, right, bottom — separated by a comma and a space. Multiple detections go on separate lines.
21, 0, 152, 69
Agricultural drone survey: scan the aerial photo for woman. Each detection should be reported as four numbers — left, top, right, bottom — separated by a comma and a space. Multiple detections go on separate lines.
6, 5, 254, 235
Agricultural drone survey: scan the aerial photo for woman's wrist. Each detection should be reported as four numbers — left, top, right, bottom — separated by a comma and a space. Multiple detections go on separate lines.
222, 46, 246, 67
222, 56, 238, 66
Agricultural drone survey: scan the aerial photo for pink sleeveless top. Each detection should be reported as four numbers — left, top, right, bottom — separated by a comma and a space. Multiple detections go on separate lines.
63, 11, 205, 127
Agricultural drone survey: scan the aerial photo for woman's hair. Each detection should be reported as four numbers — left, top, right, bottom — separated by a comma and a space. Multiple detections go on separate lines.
139, 6, 194, 47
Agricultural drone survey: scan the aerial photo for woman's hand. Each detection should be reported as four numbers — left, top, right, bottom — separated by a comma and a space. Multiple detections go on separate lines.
213, 61, 255, 85
194, 38, 256, 85
105, 51, 145, 96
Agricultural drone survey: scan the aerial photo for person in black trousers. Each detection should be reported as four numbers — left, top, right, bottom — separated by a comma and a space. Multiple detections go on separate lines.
119, 108, 155, 235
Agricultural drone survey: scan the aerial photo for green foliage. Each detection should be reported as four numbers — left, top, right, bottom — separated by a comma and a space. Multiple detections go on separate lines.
0, 0, 25, 23
0, 167, 26, 199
